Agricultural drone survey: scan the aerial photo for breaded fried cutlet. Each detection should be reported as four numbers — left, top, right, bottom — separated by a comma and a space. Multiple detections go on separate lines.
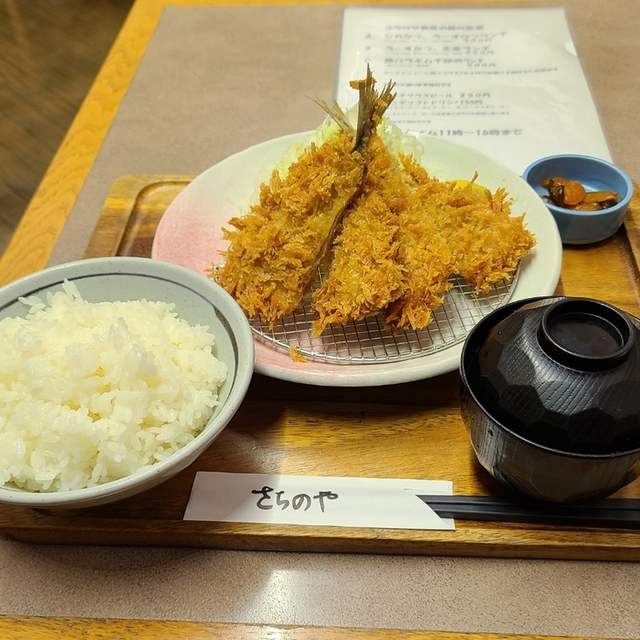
217, 131, 364, 328
435, 181, 535, 293
312, 132, 404, 335
216, 70, 536, 341
312, 190, 403, 335
382, 154, 454, 332
404, 161, 536, 294
217, 68, 395, 329
313, 132, 455, 334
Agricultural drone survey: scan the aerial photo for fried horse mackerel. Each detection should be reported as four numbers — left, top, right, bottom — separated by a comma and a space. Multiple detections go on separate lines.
215, 70, 535, 337
217, 69, 396, 330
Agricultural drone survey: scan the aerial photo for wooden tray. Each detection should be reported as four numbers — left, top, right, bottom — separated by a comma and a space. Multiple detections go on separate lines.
2, 174, 640, 560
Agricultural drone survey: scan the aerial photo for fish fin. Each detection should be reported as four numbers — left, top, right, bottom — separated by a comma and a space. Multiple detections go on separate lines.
309, 97, 355, 134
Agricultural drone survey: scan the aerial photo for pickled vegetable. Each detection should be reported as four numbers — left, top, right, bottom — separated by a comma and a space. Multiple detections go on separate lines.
540, 176, 619, 211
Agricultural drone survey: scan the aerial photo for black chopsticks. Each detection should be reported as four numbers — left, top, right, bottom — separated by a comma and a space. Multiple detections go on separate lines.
417, 495, 640, 529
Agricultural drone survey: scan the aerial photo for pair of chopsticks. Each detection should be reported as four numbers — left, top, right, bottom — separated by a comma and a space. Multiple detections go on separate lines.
417, 495, 640, 529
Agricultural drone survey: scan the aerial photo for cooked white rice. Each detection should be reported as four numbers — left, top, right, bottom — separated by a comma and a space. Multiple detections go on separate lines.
0, 281, 227, 493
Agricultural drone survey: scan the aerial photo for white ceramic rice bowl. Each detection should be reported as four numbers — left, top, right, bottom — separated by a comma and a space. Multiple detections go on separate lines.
0, 257, 254, 508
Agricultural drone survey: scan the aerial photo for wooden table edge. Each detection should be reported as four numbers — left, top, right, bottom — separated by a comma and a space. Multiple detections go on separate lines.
0, 615, 624, 640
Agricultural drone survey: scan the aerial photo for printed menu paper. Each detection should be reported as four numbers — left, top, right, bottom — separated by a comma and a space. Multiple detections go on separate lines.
335, 7, 611, 174
184, 472, 455, 530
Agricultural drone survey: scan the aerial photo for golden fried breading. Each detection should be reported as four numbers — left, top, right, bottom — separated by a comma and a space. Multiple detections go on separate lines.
384, 218, 452, 331
217, 130, 365, 328
311, 190, 403, 335
312, 134, 456, 334
216, 75, 535, 339
382, 155, 454, 332
311, 133, 405, 334
404, 161, 536, 294
436, 182, 536, 293
217, 68, 395, 330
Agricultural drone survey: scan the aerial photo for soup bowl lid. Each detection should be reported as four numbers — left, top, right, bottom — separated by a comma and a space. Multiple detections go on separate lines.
462, 296, 640, 456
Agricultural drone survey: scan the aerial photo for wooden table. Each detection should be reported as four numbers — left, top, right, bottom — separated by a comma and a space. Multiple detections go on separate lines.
0, 617, 610, 640
1, 0, 640, 638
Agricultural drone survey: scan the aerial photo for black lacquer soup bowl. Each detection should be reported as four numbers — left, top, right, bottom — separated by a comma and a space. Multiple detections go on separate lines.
460, 296, 640, 502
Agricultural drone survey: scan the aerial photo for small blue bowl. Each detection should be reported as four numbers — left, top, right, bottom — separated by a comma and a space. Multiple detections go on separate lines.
522, 154, 634, 245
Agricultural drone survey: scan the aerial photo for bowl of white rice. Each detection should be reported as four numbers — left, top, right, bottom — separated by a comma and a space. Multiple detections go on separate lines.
0, 257, 254, 508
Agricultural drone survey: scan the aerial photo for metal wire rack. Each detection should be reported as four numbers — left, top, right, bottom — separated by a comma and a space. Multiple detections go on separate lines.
244, 271, 518, 365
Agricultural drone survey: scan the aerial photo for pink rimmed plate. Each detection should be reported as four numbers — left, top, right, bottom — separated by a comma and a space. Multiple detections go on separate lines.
152, 132, 562, 386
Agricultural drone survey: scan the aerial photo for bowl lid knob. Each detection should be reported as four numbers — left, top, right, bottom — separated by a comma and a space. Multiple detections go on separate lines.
538, 298, 635, 371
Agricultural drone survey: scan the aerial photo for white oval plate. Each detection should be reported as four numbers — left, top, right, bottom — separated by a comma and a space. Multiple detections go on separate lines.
152, 132, 562, 386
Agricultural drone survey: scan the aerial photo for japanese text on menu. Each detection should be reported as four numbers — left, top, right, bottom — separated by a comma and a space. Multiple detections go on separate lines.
336, 8, 611, 173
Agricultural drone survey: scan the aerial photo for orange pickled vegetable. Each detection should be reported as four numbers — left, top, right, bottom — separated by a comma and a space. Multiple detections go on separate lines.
558, 178, 585, 206
581, 191, 619, 207
540, 177, 619, 211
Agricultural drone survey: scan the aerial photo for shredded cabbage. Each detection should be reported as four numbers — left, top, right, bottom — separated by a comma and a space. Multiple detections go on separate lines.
274, 106, 424, 178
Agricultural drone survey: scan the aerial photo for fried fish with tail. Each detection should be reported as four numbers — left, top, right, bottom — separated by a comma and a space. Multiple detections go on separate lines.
311, 132, 405, 335
217, 68, 395, 329
313, 134, 456, 334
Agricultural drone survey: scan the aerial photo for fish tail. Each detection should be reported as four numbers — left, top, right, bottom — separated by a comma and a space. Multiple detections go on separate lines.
311, 66, 396, 153
351, 65, 396, 155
